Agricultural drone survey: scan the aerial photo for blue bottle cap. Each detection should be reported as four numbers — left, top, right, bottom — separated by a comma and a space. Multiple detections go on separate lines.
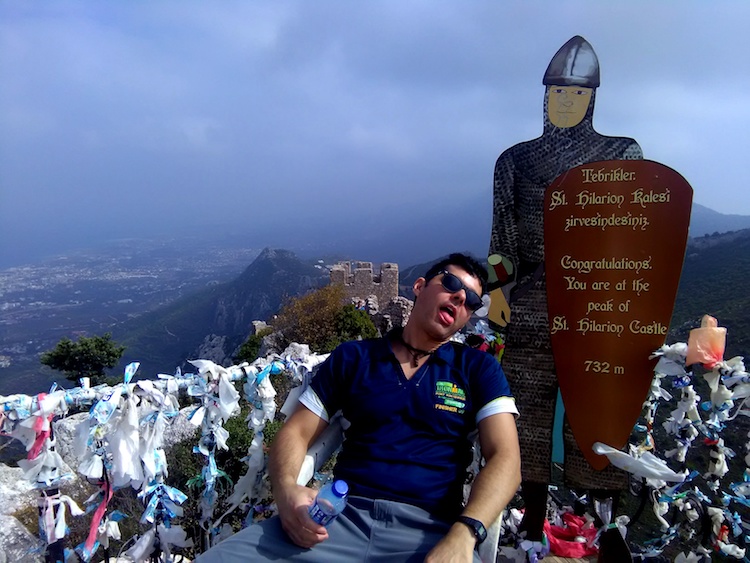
332, 480, 349, 497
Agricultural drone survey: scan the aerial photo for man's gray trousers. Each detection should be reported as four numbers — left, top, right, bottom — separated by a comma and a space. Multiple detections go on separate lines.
195, 496, 482, 562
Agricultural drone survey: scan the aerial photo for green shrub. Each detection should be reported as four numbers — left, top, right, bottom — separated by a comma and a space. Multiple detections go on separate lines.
335, 304, 377, 343
273, 285, 377, 353
235, 327, 274, 364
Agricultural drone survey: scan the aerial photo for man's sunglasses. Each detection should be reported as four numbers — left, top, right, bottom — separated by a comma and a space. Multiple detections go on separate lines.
432, 270, 484, 312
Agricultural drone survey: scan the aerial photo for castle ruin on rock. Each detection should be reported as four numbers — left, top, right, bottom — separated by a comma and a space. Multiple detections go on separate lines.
329, 261, 399, 307
329, 261, 412, 333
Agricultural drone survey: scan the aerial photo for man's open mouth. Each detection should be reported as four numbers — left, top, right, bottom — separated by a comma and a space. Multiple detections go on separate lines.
440, 305, 456, 321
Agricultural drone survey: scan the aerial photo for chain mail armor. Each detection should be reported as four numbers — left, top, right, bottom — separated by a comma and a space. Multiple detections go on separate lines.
489, 38, 642, 489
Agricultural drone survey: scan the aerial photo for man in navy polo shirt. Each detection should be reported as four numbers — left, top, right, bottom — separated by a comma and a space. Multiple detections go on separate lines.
199, 253, 520, 562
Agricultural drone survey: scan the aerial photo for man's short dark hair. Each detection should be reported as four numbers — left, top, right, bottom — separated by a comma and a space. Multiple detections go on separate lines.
423, 253, 488, 295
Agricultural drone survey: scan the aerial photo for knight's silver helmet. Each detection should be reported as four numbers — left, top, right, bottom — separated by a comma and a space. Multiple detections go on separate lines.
543, 36, 600, 88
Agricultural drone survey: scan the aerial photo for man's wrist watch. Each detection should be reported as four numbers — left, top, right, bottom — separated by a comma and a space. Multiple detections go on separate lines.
456, 515, 487, 544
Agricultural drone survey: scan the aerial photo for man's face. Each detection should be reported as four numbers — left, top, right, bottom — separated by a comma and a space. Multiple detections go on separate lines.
547, 85, 593, 128
412, 265, 482, 341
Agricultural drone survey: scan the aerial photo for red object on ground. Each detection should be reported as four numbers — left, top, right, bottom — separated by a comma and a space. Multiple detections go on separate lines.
544, 513, 599, 558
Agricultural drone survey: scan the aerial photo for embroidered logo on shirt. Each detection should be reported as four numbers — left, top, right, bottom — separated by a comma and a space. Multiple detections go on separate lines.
434, 381, 466, 414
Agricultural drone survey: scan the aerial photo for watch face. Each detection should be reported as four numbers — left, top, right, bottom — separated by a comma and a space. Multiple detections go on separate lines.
459, 516, 487, 543
476, 521, 487, 541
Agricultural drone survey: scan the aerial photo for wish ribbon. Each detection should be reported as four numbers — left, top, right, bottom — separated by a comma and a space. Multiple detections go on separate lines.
83, 479, 114, 556
28, 393, 54, 460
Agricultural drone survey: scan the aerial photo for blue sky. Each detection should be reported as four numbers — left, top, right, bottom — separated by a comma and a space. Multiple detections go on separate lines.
1, 1, 749, 266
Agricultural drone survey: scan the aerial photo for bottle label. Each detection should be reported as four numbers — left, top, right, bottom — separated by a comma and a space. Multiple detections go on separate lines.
308, 502, 336, 526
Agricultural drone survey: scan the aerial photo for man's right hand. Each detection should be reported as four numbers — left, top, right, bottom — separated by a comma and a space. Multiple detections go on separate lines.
276, 484, 329, 548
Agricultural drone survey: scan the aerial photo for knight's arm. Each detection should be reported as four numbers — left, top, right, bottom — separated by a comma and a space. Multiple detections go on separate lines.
486, 149, 519, 327
489, 148, 519, 264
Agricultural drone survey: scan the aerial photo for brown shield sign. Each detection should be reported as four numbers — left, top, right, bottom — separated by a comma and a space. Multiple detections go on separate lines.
544, 160, 692, 470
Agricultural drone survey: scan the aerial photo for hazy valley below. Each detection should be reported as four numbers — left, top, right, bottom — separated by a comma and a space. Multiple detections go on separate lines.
1, 202, 749, 396
0, 238, 262, 394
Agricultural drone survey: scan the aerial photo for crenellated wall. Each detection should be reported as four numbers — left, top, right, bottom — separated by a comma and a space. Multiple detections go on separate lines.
329, 261, 398, 307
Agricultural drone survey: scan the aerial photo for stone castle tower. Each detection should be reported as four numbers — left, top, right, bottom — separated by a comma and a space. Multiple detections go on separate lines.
329, 261, 398, 307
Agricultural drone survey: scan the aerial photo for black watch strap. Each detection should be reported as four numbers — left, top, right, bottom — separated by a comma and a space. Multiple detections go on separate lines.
456, 515, 487, 544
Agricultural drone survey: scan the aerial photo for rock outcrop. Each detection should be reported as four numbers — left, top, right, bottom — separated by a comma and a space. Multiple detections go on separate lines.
0, 465, 44, 562
0, 513, 44, 562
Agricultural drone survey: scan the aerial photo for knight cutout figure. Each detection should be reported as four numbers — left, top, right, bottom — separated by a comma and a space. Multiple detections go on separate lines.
487, 35, 642, 544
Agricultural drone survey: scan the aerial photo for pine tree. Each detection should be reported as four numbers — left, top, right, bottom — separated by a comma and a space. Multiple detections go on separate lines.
40, 332, 126, 385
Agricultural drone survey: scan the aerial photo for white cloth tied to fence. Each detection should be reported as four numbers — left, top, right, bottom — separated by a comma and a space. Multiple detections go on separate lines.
0, 345, 330, 561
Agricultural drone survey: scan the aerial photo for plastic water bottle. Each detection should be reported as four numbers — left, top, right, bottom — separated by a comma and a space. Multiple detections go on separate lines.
308, 479, 348, 526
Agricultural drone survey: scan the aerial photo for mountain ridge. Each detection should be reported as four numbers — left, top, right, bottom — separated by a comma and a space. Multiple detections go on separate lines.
291, 201, 750, 269
669, 228, 750, 358
110, 248, 328, 377
112, 228, 750, 380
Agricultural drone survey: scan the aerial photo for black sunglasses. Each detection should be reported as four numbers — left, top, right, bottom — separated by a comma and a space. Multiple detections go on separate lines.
432, 270, 483, 312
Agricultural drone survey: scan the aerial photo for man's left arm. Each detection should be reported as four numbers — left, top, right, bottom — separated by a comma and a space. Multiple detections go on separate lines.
425, 412, 521, 562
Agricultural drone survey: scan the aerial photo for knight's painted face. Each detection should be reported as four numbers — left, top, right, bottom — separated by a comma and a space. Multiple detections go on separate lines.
547, 85, 593, 128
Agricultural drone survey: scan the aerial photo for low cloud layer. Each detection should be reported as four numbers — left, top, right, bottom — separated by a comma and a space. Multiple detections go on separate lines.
1, 1, 748, 266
